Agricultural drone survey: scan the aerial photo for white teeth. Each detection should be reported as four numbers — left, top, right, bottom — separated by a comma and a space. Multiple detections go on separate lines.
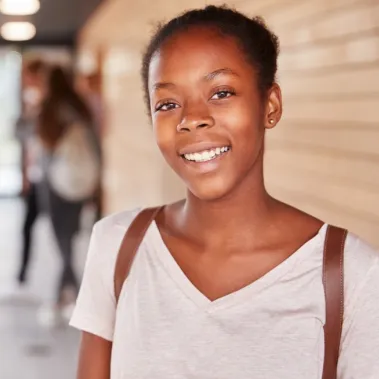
203, 151, 210, 160
183, 146, 230, 162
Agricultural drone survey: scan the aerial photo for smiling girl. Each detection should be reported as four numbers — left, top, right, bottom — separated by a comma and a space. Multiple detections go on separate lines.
71, 5, 379, 379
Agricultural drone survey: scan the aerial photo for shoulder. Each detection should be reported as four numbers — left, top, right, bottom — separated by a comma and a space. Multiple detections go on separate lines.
88, 208, 143, 266
343, 231, 379, 311
94, 207, 142, 234
344, 232, 379, 281
93, 207, 142, 242
70, 208, 144, 339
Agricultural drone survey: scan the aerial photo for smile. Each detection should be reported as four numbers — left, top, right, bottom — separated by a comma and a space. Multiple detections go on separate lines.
182, 146, 231, 163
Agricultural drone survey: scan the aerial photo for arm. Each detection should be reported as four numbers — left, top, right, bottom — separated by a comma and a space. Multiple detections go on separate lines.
77, 332, 112, 379
70, 221, 119, 378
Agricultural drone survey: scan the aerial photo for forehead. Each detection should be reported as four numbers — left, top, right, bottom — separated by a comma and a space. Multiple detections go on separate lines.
148, 27, 255, 88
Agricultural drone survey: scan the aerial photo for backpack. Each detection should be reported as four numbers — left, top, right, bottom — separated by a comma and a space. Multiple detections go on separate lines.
113, 207, 347, 379
47, 121, 100, 202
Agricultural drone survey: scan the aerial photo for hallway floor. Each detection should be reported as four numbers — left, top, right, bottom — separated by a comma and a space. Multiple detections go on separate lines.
0, 198, 91, 379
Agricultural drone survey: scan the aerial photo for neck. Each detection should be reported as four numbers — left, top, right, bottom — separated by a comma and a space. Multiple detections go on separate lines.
179, 163, 277, 247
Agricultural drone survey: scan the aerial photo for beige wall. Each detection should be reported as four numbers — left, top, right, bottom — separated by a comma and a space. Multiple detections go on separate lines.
78, 0, 379, 246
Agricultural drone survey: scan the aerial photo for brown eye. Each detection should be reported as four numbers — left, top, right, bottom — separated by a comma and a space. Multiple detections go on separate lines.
155, 102, 179, 112
211, 90, 235, 100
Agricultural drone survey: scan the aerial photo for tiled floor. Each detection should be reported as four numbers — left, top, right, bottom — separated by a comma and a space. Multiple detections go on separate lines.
0, 198, 92, 379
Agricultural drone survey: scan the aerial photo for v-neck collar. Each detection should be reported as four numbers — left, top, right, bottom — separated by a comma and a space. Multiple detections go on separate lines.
146, 221, 327, 312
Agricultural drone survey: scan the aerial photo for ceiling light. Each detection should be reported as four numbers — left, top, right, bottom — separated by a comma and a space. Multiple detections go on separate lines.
1, 22, 36, 41
0, 0, 40, 16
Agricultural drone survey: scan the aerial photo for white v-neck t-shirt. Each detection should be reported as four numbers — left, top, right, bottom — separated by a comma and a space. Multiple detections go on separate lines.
70, 209, 379, 379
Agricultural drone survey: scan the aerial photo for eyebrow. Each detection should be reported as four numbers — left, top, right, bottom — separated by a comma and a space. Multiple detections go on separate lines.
151, 68, 239, 93
151, 82, 176, 92
204, 68, 240, 81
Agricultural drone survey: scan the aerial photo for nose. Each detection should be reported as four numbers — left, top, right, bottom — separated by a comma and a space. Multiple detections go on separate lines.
177, 112, 215, 132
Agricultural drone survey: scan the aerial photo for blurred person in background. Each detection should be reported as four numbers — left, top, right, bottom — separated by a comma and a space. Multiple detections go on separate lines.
14, 58, 48, 288
37, 66, 101, 325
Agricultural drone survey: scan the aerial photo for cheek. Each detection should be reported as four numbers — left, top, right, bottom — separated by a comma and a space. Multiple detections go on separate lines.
216, 97, 263, 140
153, 114, 178, 160
219, 99, 265, 171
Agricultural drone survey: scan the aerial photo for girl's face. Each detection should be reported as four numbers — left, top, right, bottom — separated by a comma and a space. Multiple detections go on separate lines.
149, 27, 282, 201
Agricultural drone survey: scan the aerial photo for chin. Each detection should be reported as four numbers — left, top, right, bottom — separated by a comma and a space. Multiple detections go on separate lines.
186, 176, 235, 202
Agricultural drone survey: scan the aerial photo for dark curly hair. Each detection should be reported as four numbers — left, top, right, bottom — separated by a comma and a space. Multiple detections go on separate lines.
141, 5, 280, 113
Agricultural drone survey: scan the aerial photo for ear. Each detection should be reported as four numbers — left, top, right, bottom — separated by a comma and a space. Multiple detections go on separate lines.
264, 83, 282, 129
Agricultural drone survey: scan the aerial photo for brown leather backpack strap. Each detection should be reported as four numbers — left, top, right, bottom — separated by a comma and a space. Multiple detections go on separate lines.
114, 206, 162, 304
322, 225, 347, 379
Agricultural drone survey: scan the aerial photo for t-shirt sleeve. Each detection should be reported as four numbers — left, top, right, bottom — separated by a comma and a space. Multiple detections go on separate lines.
69, 220, 118, 341
338, 250, 379, 378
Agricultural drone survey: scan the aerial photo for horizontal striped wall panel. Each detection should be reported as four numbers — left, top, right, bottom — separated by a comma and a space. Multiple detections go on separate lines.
278, 2, 379, 47
233, 0, 299, 15
268, 125, 379, 155
276, 120, 379, 131
265, 137, 379, 164
264, 149, 379, 192
279, 67, 379, 96
279, 34, 379, 70
264, 0, 373, 30
280, 59, 379, 77
282, 97, 379, 123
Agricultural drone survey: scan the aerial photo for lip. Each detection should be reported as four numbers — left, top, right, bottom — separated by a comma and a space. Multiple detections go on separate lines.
178, 141, 231, 155
180, 147, 231, 174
